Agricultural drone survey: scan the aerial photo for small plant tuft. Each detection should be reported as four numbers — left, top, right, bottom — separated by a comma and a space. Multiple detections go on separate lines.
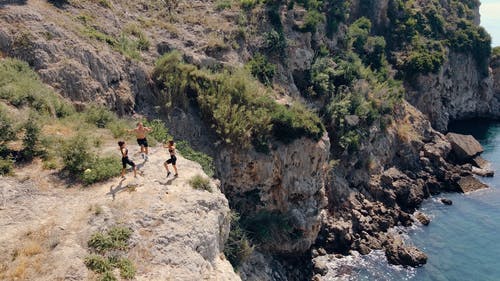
189, 175, 212, 192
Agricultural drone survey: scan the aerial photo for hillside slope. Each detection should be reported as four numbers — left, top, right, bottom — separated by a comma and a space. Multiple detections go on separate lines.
0, 148, 239, 281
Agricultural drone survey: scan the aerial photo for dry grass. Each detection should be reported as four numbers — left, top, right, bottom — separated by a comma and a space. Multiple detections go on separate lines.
1, 226, 56, 280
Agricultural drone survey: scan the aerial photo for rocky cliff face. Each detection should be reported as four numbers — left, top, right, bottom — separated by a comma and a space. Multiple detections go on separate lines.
492, 55, 500, 99
0, 4, 152, 115
216, 135, 330, 254
406, 51, 500, 131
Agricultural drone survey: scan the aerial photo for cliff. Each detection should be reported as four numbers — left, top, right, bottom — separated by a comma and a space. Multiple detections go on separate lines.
0, 149, 239, 281
1, 0, 499, 280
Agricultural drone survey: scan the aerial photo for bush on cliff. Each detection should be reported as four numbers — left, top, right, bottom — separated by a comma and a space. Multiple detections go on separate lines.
153, 51, 324, 149
224, 211, 254, 269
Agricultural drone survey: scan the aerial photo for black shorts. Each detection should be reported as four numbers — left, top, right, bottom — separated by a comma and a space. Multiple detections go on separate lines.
122, 157, 135, 169
137, 138, 148, 147
166, 155, 177, 165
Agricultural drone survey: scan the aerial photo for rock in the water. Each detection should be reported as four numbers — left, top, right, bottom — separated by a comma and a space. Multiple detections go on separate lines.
471, 166, 494, 177
414, 212, 430, 226
457, 176, 489, 193
472, 156, 490, 169
385, 237, 427, 267
446, 133, 484, 162
313, 259, 329, 275
441, 198, 453, 205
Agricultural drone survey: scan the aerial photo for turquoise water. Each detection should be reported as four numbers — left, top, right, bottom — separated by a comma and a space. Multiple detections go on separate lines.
335, 120, 500, 281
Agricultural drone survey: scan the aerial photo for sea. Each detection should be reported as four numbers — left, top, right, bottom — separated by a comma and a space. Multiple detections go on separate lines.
326, 120, 500, 281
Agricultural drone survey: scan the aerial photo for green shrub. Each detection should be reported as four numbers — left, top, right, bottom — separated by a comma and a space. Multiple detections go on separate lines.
88, 226, 132, 252
0, 58, 70, 116
247, 53, 276, 86
240, 0, 258, 10
108, 119, 131, 139
0, 156, 14, 175
117, 258, 136, 279
300, 9, 325, 32
21, 115, 42, 160
263, 30, 287, 57
84, 105, 116, 128
61, 135, 94, 175
143, 119, 171, 143
224, 211, 253, 269
84, 254, 112, 273
216, 0, 233, 10
100, 271, 117, 281
153, 52, 324, 149
81, 156, 121, 185
0, 107, 16, 145
310, 56, 336, 97
176, 141, 214, 177
189, 174, 212, 192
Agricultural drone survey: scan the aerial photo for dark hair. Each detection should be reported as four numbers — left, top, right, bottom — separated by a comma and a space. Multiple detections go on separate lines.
118, 141, 125, 148
168, 140, 174, 146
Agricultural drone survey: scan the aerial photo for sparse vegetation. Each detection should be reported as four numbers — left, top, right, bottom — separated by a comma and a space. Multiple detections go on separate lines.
189, 174, 212, 192
247, 53, 276, 86
176, 140, 214, 177
85, 227, 135, 280
241, 210, 300, 244
224, 211, 254, 268
153, 51, 324, 149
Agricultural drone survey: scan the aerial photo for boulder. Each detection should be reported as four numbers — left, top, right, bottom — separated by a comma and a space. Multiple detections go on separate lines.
446, 133, 484, 163
441, 198, 453, 205
385, 236, 427, 267
471, 166, 494, 177
457, 176, 489, 193
414, 212, 430, 226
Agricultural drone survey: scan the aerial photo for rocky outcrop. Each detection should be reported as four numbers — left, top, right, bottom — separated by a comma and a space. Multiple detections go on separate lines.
406, 51, 500, 131
384, 236, 427, 267
446, 133, 484, 162
0, 6, 152, 114
216, 135, 330, 254
315, 102, 490, 268
0, 151, 239, 280
456, 176, 489, 193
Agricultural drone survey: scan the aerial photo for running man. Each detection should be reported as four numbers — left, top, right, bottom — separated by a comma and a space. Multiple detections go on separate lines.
163, 140, 178, 177
128, 122, 152, 160
118, 141, 137, 178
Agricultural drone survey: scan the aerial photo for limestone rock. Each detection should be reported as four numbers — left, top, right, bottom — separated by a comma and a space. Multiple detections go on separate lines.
446, 133, 484, 162
0, 150, 240, 281
216, 135, 330, 254
385, 236, 427, 267
414, 212, 430, 226
456, 176, 489, 193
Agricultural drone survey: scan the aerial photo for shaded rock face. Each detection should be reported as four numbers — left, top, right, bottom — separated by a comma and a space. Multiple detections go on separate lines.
492, 57, 500, 97
216, 136, 330, 254
406, 51, 499, 131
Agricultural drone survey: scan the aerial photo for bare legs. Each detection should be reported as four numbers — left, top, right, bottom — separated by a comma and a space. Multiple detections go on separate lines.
164, 162, 178, 176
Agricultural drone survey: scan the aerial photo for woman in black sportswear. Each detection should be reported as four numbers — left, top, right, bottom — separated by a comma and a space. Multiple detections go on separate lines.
118, 141, 137, 178
163, 140, 178, 177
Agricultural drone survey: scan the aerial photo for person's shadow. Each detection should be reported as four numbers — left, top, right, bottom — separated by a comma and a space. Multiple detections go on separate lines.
156, 177, 177, 186
106, 178, 128, 200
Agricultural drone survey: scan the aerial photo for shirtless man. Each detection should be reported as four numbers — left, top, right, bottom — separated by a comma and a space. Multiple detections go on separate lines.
128, 122, 152, 160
